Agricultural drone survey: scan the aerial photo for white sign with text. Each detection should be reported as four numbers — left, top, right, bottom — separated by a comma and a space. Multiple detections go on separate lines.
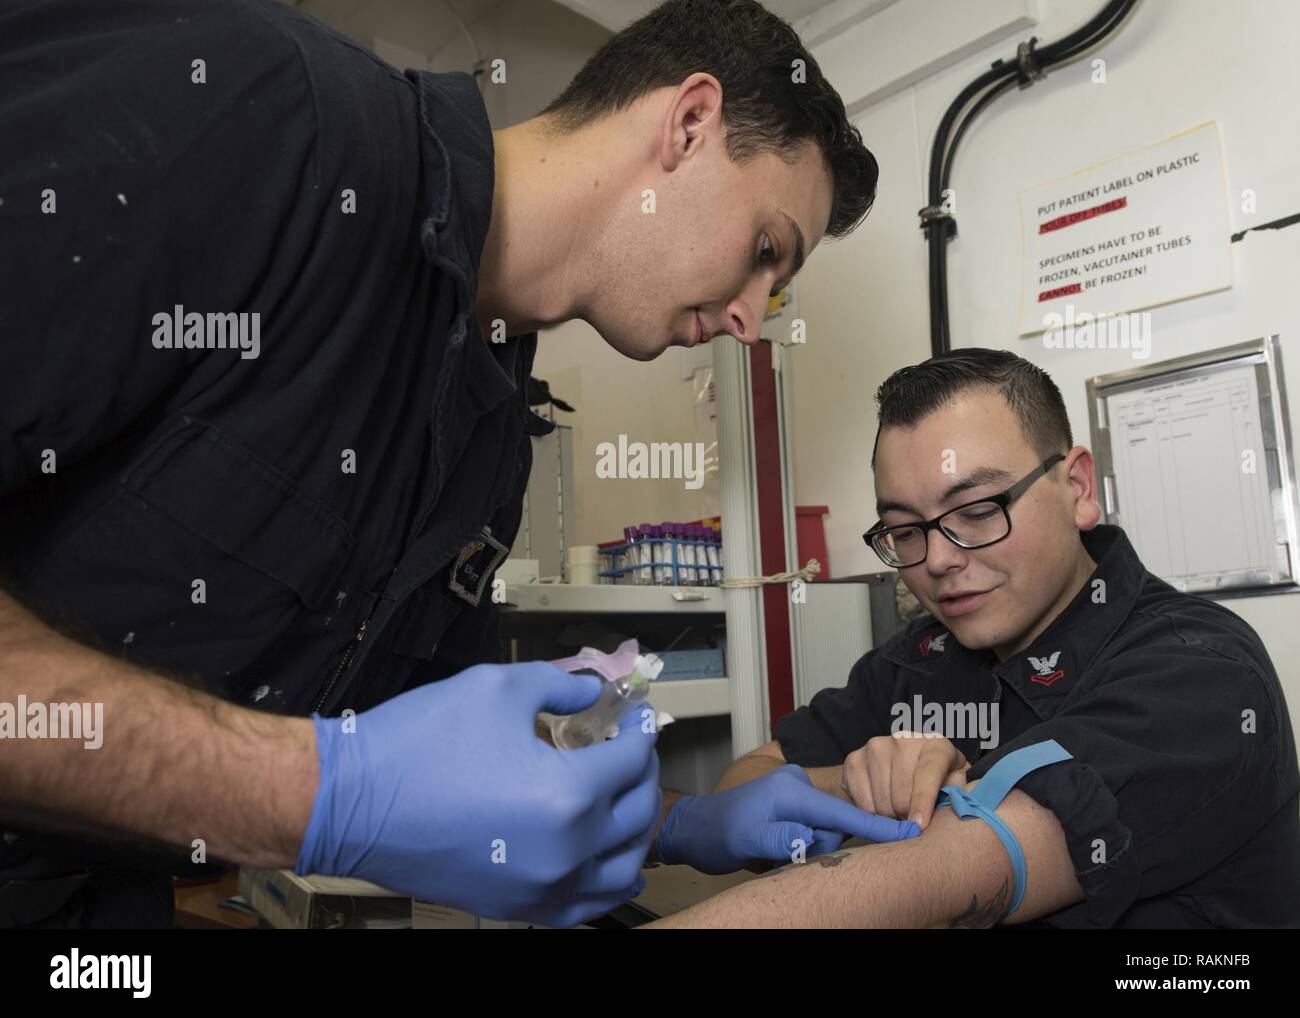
1018, 121, 1232, 335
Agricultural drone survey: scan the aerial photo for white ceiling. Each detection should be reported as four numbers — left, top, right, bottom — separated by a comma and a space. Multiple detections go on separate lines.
290, 0, 506, 55
555, 0, 837, 32
289, 0, 844, 57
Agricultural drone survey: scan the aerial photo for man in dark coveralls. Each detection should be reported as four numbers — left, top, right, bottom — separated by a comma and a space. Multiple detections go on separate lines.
0, 0, 894, 926
650, 351, 1300, 928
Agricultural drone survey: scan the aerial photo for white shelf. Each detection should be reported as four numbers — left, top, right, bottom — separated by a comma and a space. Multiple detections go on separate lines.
502, 583, 724, 615
502, 584, 730, 720
647, 678, 730, 720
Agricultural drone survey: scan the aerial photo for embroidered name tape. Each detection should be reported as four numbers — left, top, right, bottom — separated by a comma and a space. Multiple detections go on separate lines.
448, 526, 508, 607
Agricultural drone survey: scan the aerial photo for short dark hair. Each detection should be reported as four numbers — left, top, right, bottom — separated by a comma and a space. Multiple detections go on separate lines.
541, 0, 877, 238
872, 349, 1073, 465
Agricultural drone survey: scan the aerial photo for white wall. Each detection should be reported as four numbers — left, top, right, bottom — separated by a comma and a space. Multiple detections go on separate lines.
298, 0, 608, 127
420, 0, 610, 128
791, 0, 1300, 724
532, 339, 722, 548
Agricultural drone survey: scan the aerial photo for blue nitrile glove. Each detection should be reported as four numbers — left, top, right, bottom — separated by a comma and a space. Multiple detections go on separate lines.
655, 764, 920, 875
297, 662, 661, 928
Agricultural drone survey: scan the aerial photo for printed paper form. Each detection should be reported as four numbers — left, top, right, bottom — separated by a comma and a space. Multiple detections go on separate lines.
1107, 363, 1275, 588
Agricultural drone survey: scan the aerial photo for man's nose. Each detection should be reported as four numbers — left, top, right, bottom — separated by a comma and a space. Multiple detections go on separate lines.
723, 279, 767, 345
924, 526, 968, 574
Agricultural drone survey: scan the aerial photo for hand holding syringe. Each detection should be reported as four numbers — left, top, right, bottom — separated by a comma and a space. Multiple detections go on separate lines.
550, 651, 664, 749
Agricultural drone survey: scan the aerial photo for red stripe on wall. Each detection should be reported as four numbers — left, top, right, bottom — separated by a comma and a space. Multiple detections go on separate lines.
1039, 195, 1127, 234
749, 340, 795, 734
1038, 282, 1083, 302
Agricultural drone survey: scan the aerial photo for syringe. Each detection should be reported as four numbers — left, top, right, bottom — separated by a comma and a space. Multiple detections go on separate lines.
551, 653, 663, 749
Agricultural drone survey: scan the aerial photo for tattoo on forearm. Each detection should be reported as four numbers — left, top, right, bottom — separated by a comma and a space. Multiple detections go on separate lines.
759, 850, 851, 879
948, 877, 1011, 928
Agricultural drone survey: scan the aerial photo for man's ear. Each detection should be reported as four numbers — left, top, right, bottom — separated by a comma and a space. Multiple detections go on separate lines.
1064, 445, 1102, 529
658, 72, 723, 171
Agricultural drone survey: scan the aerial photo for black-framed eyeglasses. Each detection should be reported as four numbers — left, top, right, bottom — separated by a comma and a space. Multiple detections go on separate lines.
863, 454, 1066, 568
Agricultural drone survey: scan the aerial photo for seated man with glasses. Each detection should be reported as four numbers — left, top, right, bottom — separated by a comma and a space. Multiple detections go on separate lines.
649, 347, 1299, 928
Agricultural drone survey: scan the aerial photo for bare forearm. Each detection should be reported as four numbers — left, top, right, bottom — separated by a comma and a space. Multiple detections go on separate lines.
0, 589, 316, 867
713, 753, 782, 791
645, 787, 1080, 928
714, 752, 844, 799
646, 805, 1008, 928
